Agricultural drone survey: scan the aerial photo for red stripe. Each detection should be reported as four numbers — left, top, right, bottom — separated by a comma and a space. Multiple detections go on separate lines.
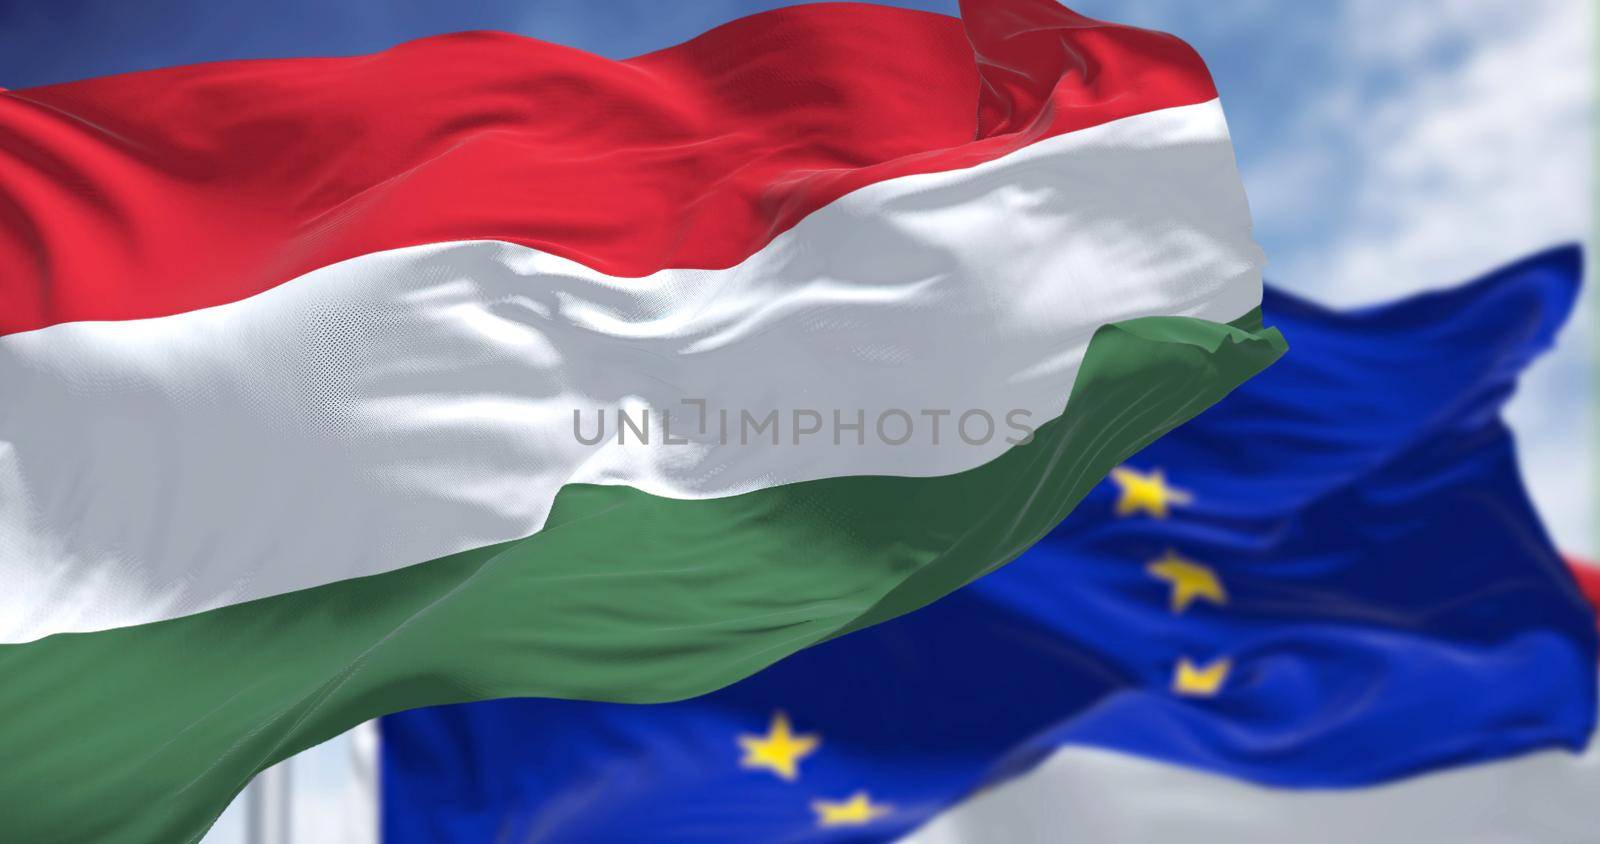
1567, 557, 1600, 622
0, 0, 1215, 336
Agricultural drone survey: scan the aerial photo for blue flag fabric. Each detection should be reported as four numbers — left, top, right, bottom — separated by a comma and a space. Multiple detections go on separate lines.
381, 247, 1596, 843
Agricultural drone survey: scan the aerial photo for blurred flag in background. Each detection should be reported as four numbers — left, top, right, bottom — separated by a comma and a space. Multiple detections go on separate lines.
380, 248, 1598, 843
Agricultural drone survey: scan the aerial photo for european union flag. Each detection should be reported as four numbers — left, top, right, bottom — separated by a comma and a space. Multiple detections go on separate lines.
381, 247, 1596, 842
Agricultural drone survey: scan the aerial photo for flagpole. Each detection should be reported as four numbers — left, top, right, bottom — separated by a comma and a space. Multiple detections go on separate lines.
1592, 0, 1599, 561
244, 761, 293, 844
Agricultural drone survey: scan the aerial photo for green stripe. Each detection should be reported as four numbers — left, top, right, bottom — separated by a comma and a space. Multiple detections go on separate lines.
0, 311, 1284, 843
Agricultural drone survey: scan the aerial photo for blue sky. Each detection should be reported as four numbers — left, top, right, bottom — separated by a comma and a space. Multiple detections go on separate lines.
0, 3, 1591, 836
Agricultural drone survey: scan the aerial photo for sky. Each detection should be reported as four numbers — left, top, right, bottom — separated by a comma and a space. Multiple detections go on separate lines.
0, 1, 1591, 840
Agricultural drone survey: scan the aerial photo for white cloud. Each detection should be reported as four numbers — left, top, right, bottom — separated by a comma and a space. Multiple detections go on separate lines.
1285, 0, 1590, 301
1243, 0, 1594, 556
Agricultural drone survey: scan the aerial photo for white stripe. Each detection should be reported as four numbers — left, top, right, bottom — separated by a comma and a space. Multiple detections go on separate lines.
0, 100, 1261, 642
902, 737, 1600, 844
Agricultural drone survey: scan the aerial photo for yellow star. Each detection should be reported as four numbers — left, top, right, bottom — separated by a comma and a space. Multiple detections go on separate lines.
1146, 550, 1227, 613
737, 711, 819, 781
812, 791, 893, 828
1109, 466, 1193, 518
1172, 656, 1231, 697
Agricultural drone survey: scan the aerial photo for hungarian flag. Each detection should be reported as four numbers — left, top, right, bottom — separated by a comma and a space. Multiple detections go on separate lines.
0, 1, 1282, 840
